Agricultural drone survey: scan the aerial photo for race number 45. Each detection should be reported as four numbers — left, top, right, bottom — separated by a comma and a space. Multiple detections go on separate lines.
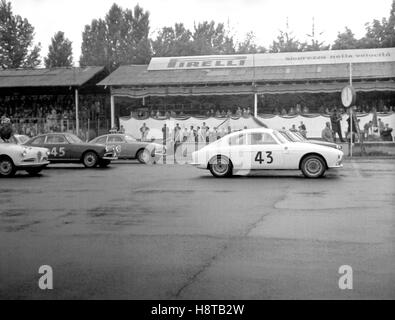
255, 151, 273, 164
50, 147, 66, 157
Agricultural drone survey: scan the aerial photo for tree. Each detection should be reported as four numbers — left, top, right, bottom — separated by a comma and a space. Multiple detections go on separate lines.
44, 31, 73, 68
0, 0, 41, 69
331, 27, 360, 50
237, 31, 266, 54
191, 21, 235, 55
359, 0, 395, 48
304, 19, 330, 51
152, 23, 193, 57
269, 30, 306, 53
80, 3, 151, 71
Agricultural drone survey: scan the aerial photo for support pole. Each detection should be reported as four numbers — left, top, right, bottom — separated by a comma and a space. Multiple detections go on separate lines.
110, 94, 115, 129
75, 88, 79, 136
254, 93, 258, 118
349, 63, 353, 157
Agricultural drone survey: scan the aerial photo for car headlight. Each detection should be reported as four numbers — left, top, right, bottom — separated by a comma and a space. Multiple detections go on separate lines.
105, 146, 110, 152
337, 145, 343, 150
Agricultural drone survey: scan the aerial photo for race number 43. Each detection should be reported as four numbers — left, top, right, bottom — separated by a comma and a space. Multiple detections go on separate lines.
255, 151, 273, 164
50, 147, 66, 157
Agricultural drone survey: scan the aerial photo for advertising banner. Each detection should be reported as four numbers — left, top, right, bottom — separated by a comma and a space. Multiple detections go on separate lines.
148, 48, 395, 71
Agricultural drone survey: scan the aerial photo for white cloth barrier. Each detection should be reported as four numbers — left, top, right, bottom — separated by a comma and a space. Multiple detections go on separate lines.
120, 113, 395, 140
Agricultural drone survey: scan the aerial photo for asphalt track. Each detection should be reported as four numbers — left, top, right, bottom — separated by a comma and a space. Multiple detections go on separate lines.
0, 158, 394, 299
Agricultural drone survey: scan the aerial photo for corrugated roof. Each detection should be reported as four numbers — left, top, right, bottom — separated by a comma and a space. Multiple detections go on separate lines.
0, 66, 105, 88
98, 62, 395, 87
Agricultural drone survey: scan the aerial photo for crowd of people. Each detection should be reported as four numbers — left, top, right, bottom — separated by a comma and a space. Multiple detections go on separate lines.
0, 95, 107, 137
130, 102, 395, 120
321, 109, 394, 143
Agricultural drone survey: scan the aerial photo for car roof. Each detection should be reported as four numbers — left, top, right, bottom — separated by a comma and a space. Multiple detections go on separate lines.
229, 128, 274, 136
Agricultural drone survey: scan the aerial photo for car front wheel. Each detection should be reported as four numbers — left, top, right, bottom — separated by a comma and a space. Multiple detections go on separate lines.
82, 151, 98, 168
136, 149, 151, 164
301, 155, 326, 178
0, 157, 16, 177
209, 155, 232, 178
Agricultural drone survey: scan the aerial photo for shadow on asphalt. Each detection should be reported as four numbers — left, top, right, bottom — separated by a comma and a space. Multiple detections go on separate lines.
196, 173, 342, 180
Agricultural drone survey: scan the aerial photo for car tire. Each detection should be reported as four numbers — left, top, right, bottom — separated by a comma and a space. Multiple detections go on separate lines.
99, 160, 111, 168
0, 156, 16, 177
209, 155, 233, 178
136, 149, 151, 164
301, 155, 326, 178
26, 168, 43, 176
82, 151, 98, 168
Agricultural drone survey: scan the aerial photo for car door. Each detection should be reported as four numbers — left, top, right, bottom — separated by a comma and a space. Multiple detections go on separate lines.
227, 133, 251, 170
44, 134, 71, 161
107, 135, 127, 158
247, 132, 284, 170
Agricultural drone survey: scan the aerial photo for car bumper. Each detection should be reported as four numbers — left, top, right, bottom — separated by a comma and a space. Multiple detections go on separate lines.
190, 162, 207, 169
102, 152, 118, 160
16, 161, 50, 168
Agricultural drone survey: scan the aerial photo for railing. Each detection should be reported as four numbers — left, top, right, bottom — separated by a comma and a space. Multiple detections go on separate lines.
11, 117, 111, 142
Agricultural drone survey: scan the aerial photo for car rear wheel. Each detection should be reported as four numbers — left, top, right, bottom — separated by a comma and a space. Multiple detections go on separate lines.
301, 155, 326, 178
0, 157, 16, 177
209, 155, 232, 178
137, 149, 151, 164
82, 151, 98, 168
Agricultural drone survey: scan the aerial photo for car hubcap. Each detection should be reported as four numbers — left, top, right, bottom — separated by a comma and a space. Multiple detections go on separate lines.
212, 158, 229, 175
305, 159, 322, 175
0, 161, 12, 174
85, 154, 96, 166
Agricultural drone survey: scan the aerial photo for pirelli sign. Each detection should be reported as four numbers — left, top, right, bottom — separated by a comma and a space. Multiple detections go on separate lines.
147, 48, 395, 71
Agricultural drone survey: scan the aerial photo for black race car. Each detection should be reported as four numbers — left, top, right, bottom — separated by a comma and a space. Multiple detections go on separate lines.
24, 133, 117, 168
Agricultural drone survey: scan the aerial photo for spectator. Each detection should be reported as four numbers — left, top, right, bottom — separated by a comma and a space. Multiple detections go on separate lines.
378, 118, 385, 135
346, 111, 358, 142
290, 124, 297, 132
330, 109, 345, 143
363, 121, 373, 139
182, 127, 188, 142
140, 123, 150, 141
381, 124, 393, 141
321, 122, 334, 142
281, 107, 287, 116
298, 121, 307, 138
201, 122, 210, 144
302, 105, 309, 114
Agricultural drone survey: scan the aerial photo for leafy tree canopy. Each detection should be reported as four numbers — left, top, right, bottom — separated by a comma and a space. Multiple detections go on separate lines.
44, 31, 73, 68
0, 0, 41, 69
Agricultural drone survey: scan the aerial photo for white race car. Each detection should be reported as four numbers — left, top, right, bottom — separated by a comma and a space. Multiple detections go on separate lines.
191, 128, 343, 178
0, 140, 50, 177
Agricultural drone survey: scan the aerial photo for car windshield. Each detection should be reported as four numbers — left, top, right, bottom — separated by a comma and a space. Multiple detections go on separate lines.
66, 134, 83, 144
279, 131, 298, 142
272, 130, 289, 144
293, 131, 307, 141
124, 135, 136, 143
17, 135, 29, 144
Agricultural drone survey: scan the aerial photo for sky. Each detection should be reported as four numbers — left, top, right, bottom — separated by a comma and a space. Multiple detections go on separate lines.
10, 0, 394, 66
